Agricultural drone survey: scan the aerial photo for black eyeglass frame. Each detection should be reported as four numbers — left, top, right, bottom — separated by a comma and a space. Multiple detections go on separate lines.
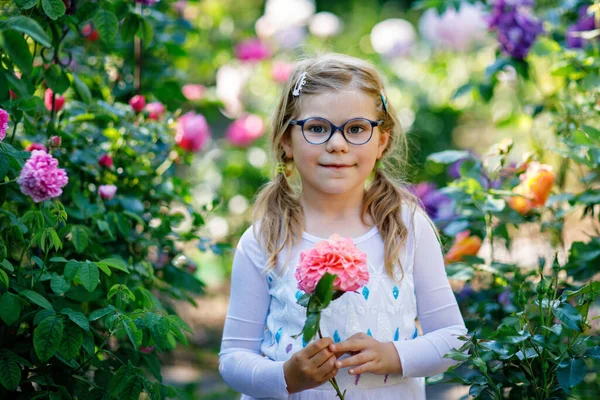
289, 117, 384, 145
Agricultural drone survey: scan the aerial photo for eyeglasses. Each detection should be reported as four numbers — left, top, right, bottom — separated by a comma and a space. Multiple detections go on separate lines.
289, 117, 383, 145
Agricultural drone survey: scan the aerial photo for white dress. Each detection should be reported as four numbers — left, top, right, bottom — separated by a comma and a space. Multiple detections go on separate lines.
218, 208, 467, 399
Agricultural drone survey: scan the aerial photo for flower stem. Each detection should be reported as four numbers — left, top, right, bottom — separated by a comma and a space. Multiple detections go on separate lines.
318, 328, 345, 399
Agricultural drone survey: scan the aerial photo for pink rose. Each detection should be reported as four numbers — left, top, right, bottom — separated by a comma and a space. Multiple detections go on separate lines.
294, 234, 370, 294
0, 108, 8, 141
26, 143, 47, 152
145, 102, 165, 120
98, 154, 113, 168
181, 84, 205, 101
129, 95, 146, 112
44, 89, 65, 112
225, 114, 265, 147
271, 61, 294, 83
49, 135, 61, 147
235, 38, 271, 62
175, 112, 211, 152
18, 150, 68, 203
98, 184, 117, 200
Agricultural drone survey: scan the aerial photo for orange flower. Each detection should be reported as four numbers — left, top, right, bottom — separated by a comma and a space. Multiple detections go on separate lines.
507, 162, 554, 214
445, 230, 482, 263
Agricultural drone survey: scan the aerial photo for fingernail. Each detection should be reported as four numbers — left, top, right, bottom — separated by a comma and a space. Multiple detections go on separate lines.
330, 345, 336, 351
349, 369, 354, 374
336, 361, 342, 368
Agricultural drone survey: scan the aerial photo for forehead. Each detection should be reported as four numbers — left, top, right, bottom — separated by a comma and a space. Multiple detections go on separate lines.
298, 89, 377, 122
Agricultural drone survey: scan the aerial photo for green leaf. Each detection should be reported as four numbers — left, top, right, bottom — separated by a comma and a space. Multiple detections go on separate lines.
21, 290, 53, 311
302, 312, 320, 344
34, 316, 64, 362
1, 30, 33, 75
582, 125, 600, 141
3, 16, 51, 48
553, 303, 583, 332
1, 259, 14, 272
0, 293, 21, 325
108, 365, 129, 397
70, 225, 88, 253
34, 309, 56, 325
151, 317, 172, 351
443, 349, 469, 362
0, 269, 8, 289
0, 351, 21, 391
72, 74, 92, 104
122, 317, 142, 349
45, 64, 70, 94
88, 306, 114, 321
93, 9, 119, 43
493, 325, 531, 344
14, 0, 39, 10
63, 261, 79, 281
108, 284, 136, 302
50, 274, 71, 295
138, 18, 153, 46
557, 358, 587, 393
121, 374, 143, 400
41, 0, 66, 20
60, 308, 89, 331
297, 293, 310, 307
167, 315, 193, 334
77, 262, 99, 292
427, 150, 470, 165
314, 273, 336, 309
120, 14, 140, 41
97, 257, 129, 274
58, 322, 83, 360
95, 262, 111, 276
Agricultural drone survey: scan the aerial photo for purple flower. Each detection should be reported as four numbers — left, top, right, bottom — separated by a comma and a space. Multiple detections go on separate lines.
457, 283, 475, 302
410, 182, 455, 223
566, 5, 598, 49
98, 184, 117, 200
0, 108, 8, 141
18, 150, 68, 203
498, 289, 512, 307
488, 0, 544, 59
134, 0, 159, 5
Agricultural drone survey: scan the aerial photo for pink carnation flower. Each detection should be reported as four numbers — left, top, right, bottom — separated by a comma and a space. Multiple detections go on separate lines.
181, 84, 205, 101
225, 114, 265, 147
294, 234, 370, 294
235, 38, 271, 62
17, 150, 68, 203
0, 108, 8, 141
175, 111, 211, 152
145, 102, 165, 120
26, 143, 47, 152
98, 184, 117, 200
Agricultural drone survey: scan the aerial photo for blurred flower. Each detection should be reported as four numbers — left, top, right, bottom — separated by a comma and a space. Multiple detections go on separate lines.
175, 112, 211, 152
370, 19, 416, 58
98, 154, 114, 168
488, 0, 543, 59
0, 108, 8, 141
457, 283, 475, 302
49, 135, 61, 148
9, 90, 17, 100
187, 261, 197, 274
139, 346, 155, 353
235, 38, 271, 62
129, 95, 146, 112
81, 23, 99, 42
507, 162, 554, 214
98, 184, 117, 200
173, 0, 186, 13
255, 0, 314, 48
225, 114, 266, 147
182, 84, 205, 101
566, 5, 598, 49
410, 182, 455, 223
309, 12, 342, 38
18, 150, 68, 203
216, 64, 252, 117
419, 2, 487, 52
145, 102, 165, 120
26, 143, 47, 152
271, 61, 294, 83
498, 289, 512, 308
44, 89, 65, 112
134, 0, 159, 5
445, 230, 482, 263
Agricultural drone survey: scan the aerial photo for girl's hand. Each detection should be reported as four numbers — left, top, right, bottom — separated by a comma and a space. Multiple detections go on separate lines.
328, 332, 402, 376
283, 337, 339, 394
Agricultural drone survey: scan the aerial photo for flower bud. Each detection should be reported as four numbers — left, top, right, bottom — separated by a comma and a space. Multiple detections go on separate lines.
129, 95, 146, 113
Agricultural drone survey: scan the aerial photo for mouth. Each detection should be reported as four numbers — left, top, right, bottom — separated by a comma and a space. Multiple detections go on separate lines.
319, 164, 354, 169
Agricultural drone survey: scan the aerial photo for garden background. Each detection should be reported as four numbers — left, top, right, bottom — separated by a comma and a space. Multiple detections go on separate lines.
0, 0, 599, 399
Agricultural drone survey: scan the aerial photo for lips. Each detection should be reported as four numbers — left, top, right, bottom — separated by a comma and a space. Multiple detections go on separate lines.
320, 164, 353, 168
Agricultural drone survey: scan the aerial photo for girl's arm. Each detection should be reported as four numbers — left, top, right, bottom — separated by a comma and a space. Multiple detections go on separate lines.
218, 227, 290, 399
392, 211, 468, 377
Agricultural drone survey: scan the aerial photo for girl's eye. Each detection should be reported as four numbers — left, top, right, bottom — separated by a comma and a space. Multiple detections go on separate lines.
309, 126, 326, 134
348, 126, 364, 134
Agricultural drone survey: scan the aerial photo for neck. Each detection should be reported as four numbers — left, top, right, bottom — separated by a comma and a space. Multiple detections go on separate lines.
299, 184, 366, 223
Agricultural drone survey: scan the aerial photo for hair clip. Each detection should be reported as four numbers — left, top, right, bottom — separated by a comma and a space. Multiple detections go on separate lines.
292, 72, 308, 97
276, 160, 293, 177
380, 89, 389, 114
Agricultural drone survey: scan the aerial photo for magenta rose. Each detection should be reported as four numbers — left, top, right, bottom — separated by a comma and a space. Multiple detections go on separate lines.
225, 114, 266, 147
294, 234, 370, 294
44, 89, 65, 112
145, 102, 165, 120
175, 111, 211, 152
98, 184, 117, 200
98, 154, 113, 168
235, 38, 271, 62
49, 135, 61, 148
0, 108, 8, 141
18, 150, 68, 203
129, 95, 146, 113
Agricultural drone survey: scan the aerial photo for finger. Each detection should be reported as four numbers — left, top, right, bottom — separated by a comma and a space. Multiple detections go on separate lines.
316, 353, 338, 377
305, 337, 333, 359
329, 339, 363, 354
336, 351, 371, 370
310, 347, 334, 368
348, 360, 377, 376
320, 363, 339, 382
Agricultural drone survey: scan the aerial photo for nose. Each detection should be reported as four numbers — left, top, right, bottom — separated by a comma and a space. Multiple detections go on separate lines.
325, 128, 349, 152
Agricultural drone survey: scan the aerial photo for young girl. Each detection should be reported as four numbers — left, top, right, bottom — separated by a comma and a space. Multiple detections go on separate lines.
218, 53, 467, 399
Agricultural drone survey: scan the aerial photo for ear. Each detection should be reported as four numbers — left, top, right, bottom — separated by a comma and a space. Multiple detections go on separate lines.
376, 130, 390, 159
281, 133, 293, 159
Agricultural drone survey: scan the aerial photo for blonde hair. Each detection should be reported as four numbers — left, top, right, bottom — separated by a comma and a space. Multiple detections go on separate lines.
252, 53, 434, 283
